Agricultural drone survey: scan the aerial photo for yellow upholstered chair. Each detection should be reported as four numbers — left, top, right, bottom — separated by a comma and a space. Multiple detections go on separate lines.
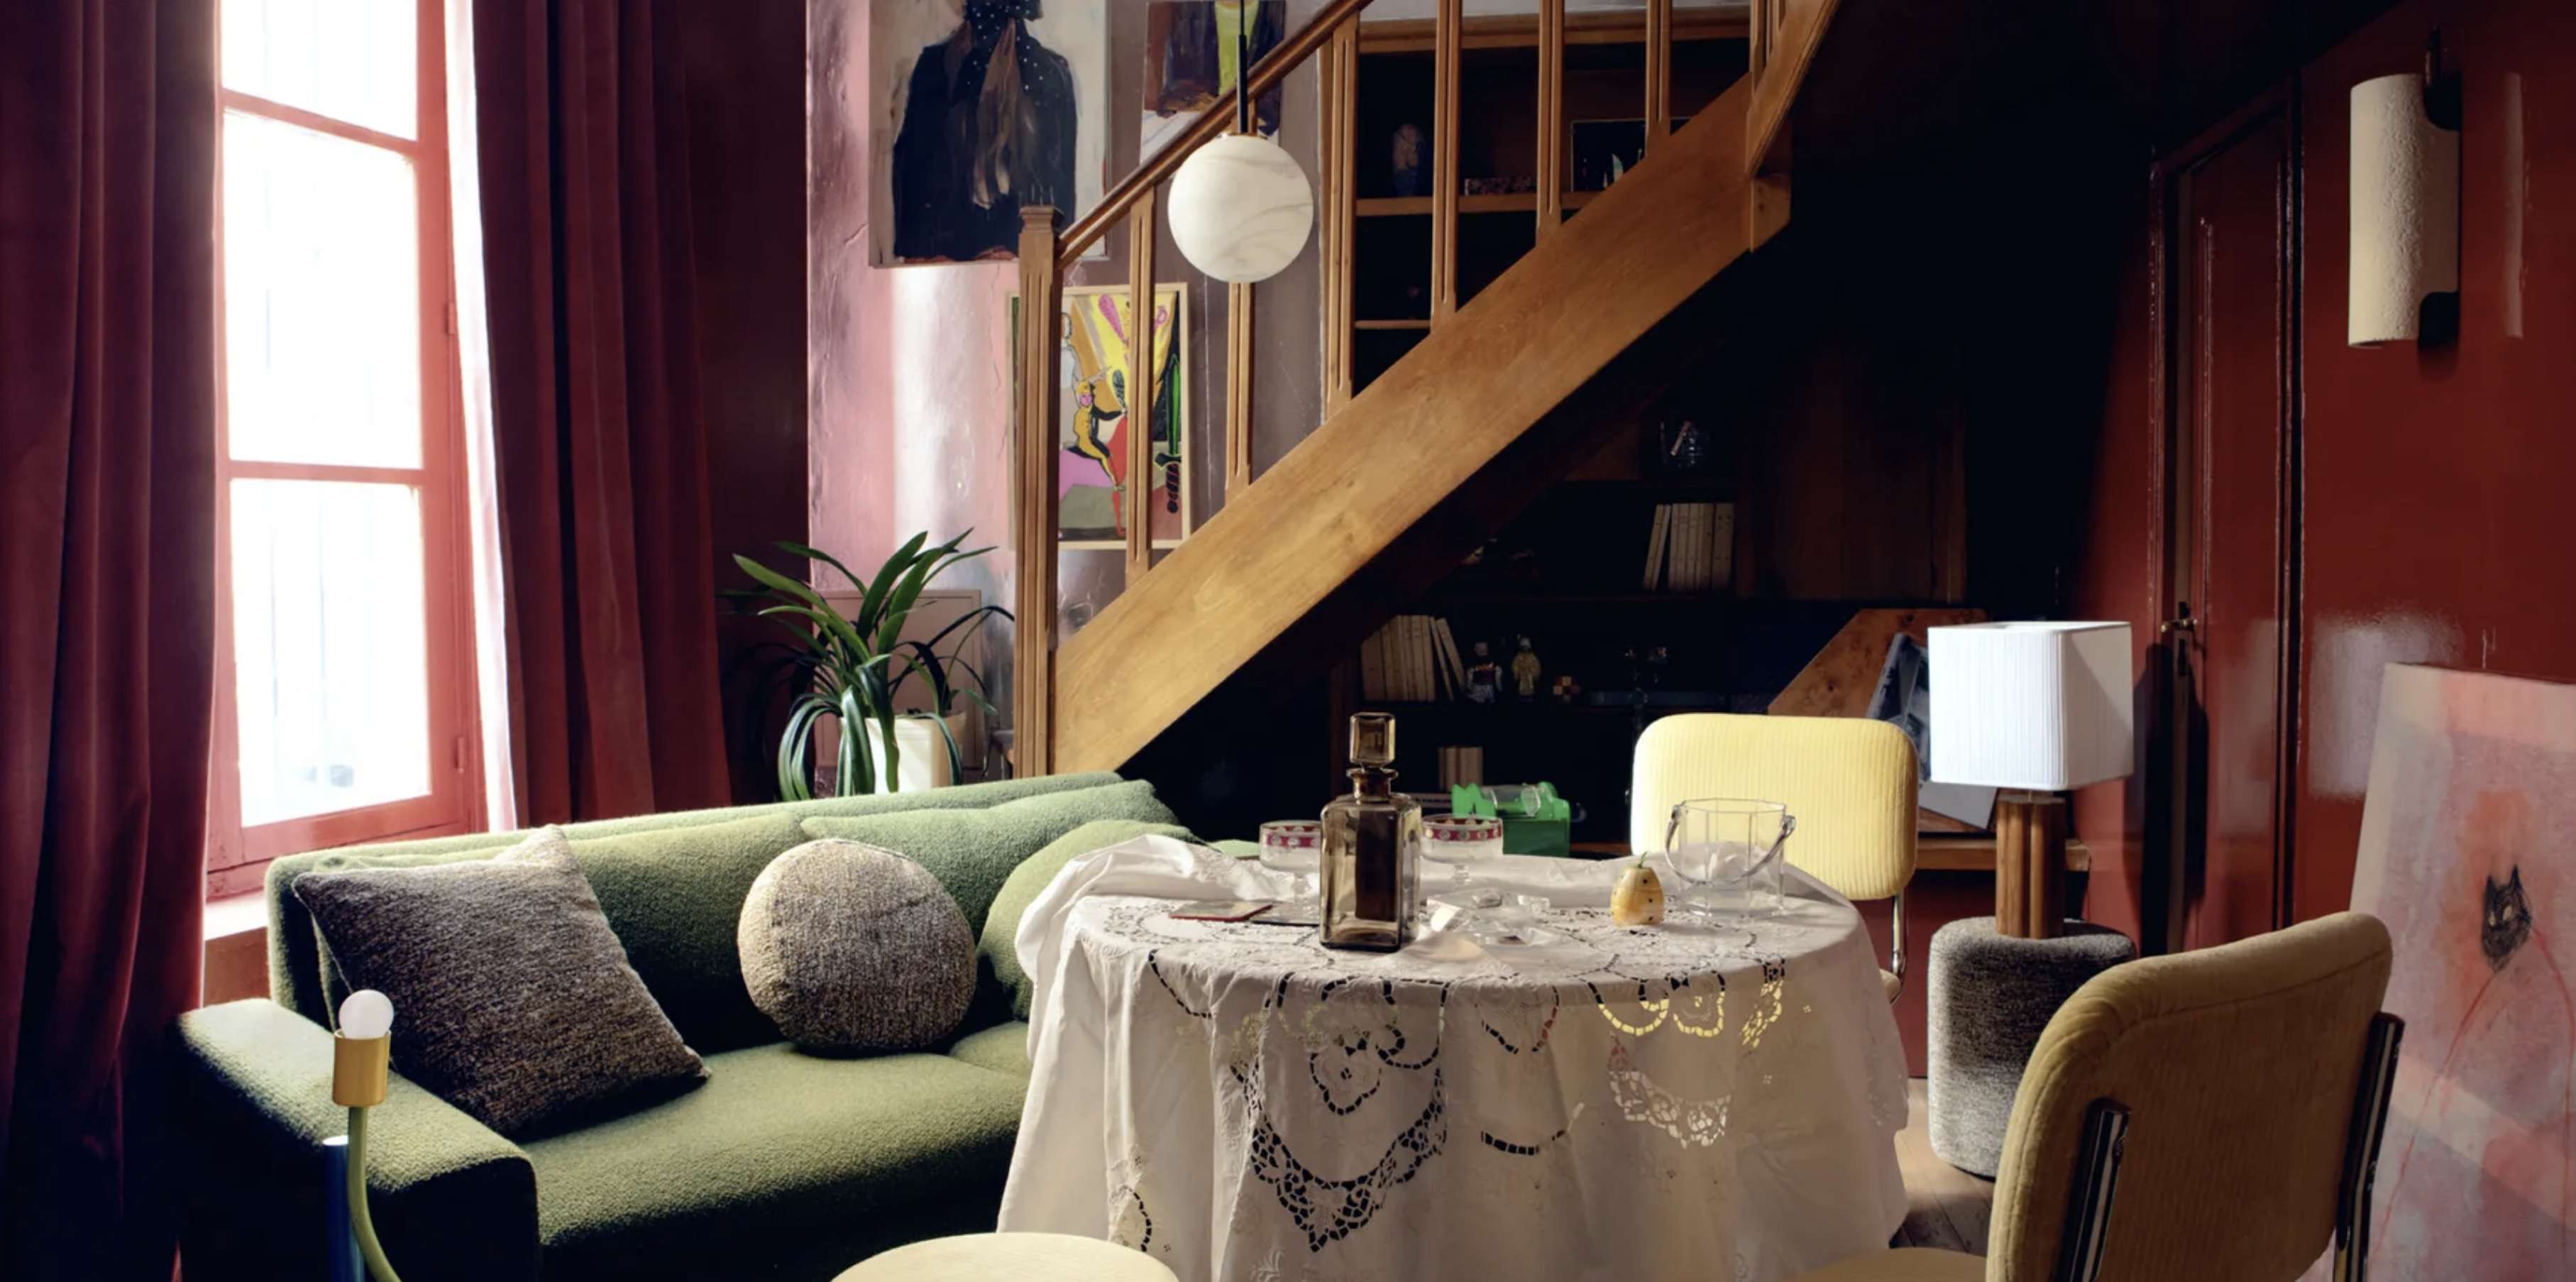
1787, 911, 2403, 1282
1631, 713, 1918, 999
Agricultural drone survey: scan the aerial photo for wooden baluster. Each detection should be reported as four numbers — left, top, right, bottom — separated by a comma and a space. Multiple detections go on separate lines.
1536, 0, 1563, 239
1227, 281, 1255, 498
1323, 18, 1358, 412
1646, 0, 1672, 149
1431, 0, 1460, 320
1125, 193, 1158, 586
1013, 207, 1062, 778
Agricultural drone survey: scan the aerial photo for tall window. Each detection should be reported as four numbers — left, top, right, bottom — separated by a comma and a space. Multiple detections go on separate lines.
210, 0, 478, 895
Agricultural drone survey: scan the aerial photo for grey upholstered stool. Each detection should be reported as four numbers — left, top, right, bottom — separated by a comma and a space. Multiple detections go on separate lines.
1926, 916, 2136, 1177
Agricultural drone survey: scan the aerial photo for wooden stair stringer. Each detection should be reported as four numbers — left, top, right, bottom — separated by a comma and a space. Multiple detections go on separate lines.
1052, 77, 1760, 774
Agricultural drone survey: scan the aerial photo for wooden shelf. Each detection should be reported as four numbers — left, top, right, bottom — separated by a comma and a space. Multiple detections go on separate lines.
1353, 318, 1432, 332
1359, 193, 1545, 218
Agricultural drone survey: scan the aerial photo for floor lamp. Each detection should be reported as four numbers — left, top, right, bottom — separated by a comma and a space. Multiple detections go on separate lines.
328, 990, 405, 1282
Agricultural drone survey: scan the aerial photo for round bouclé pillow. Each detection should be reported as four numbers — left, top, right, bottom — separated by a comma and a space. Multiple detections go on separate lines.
738, 838, 975, 1053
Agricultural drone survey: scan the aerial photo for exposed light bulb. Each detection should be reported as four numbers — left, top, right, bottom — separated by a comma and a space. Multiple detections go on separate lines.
339, 989, 395, 1041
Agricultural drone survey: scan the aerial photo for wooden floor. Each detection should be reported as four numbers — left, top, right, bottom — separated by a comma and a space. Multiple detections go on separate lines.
1893, 1078, 1994, 1254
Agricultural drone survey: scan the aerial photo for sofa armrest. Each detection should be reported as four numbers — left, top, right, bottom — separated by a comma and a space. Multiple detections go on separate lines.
174, 999, 541, 1282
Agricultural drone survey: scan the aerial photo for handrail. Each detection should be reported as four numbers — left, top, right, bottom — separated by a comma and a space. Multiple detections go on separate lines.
1055, 0, 1377, 267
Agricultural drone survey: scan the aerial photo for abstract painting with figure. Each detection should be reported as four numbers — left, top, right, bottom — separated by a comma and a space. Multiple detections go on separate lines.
2350, 664, 2575, 1280
875, 0, 1107, 263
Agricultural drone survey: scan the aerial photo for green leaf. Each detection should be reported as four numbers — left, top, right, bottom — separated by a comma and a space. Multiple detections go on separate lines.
925, 708, 965, 784
856, 532, 932, 635
774, 541, 872, 596
734, 554, 823, 606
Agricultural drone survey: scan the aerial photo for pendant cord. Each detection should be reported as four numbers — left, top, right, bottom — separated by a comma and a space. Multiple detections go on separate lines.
1235, 1, 1250, 134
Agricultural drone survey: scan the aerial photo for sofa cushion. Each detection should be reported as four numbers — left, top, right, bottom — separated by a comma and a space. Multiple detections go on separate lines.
796, 779, 1180, 938
266, 770, 1128, 1026
520, 1041, 1029, 1280
976, 818, 1199, 1020
292, 828, 708, 1136
944, 1021, 1032, 1077
739, 840, 976, 1052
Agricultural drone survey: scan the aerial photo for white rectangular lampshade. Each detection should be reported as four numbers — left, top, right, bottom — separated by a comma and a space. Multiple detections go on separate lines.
1928, 622, 2135, 790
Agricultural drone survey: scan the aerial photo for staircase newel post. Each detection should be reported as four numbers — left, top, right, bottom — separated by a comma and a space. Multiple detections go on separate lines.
1015, 207, 1062, 778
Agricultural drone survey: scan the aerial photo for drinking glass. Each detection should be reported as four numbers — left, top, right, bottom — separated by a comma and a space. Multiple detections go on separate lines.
1258, 820, 1323, 914
1663, 799, 1795, 921
1422, 813, 1504, 889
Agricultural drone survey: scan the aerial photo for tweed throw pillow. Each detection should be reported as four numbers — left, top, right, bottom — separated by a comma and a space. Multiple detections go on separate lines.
293, 827, 707, 1136
737, 838, 976, 1053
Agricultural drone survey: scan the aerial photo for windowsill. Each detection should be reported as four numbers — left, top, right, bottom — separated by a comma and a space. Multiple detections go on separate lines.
206, 888, 268, 943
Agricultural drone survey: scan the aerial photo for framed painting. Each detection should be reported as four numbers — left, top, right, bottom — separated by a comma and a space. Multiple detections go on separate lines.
1013, 283, 1191, 549
2350, 663, 2575, 1279
873, 0, 1108, 264
1140, 0, 1287, 162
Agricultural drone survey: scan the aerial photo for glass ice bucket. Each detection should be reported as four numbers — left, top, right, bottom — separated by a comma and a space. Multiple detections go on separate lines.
1663, 798, 1796, 920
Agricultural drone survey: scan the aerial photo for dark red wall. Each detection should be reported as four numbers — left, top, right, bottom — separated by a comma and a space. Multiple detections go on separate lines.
2074, 0, 2576, 938
2292, 0, 2576, 920
679, 4, 810, 802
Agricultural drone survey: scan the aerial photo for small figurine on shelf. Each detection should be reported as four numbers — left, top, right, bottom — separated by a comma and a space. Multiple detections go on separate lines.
1466, 642, 1502, 705
1550, 674, 1580, 704
1510, 636, 1543, 701
1391, 123, 1426, 197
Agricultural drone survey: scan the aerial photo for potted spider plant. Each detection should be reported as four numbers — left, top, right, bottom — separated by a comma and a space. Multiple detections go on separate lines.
727, 532, 1008, 799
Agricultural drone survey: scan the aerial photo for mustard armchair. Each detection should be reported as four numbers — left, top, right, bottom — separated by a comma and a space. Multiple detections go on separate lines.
1788, 911, 2404, 1282
1631, 713, 1918, 999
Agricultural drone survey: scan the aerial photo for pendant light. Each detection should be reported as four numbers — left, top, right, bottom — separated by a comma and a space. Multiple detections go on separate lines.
1167, 1, 1314, 284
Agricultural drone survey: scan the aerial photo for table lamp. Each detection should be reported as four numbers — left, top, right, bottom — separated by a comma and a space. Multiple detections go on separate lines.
1927, 622, 2132, 939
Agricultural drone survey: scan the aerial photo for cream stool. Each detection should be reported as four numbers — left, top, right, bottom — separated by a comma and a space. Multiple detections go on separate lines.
837, 1232, 1179, 1281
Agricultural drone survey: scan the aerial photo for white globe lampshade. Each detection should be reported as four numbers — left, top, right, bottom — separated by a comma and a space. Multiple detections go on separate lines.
1167, 133, 1314, 284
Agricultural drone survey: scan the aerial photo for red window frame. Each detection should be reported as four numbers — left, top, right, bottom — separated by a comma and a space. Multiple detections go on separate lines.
206, 0, 483, 899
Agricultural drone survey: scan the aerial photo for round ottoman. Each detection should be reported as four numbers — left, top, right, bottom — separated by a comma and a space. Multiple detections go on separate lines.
837, 1232, 1179, 1281
1927, 916, 2137, 1177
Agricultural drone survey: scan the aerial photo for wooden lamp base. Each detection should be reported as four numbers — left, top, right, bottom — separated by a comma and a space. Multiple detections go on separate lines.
1993, 789, 2066, 939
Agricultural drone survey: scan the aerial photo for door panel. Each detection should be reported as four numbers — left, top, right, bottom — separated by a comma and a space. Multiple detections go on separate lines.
2167, 102, 2297, 950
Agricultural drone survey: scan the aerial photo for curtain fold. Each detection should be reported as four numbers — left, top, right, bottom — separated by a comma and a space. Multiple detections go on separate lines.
474, 0, 730, 823
0, 1, 218, 1278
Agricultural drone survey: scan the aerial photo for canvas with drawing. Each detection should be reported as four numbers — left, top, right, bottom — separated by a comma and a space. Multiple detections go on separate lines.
874, 0, 1107, 263
2350, 663, 2574, 1279
1011, 285, 1191, 549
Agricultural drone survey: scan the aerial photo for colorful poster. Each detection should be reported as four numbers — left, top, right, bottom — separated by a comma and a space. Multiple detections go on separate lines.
1015, 284, 1191, 548
2351, 663, 2576, 1280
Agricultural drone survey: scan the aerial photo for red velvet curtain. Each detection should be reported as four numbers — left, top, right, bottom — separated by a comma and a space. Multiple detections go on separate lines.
473, 0, 731, 823
0, 1, 217, 1278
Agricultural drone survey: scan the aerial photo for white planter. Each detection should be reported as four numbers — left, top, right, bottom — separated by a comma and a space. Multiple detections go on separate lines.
859, 713, 965, 794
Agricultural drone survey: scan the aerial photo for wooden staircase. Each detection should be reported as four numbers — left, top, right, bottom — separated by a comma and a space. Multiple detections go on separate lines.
1014, 0, 1843, 776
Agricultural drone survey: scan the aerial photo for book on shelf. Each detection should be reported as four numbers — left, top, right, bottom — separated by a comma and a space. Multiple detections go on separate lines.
1360, 614, 1473, 701
1641, 501, 1736, 593
1437, 745, 1484, 790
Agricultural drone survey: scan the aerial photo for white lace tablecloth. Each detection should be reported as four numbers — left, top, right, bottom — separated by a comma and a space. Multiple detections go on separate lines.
998, 836, 1909, 1282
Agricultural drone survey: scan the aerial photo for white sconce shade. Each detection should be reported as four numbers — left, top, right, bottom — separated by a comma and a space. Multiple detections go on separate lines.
1167, 133, 1314, 284
1928, 623, 2135, 791
2350, 72, 2459, 346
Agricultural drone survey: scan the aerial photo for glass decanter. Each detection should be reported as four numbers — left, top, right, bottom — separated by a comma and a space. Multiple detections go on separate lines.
1318, 713, 1421, 951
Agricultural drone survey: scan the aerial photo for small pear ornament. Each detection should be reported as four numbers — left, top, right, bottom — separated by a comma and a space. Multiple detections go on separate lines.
1611, 858, 1667, 926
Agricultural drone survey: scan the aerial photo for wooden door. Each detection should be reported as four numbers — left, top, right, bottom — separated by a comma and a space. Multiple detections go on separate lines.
2157, 97, 2300, 952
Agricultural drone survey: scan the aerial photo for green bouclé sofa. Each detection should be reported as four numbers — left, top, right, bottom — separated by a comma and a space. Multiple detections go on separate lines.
173, 772, 1197, 1281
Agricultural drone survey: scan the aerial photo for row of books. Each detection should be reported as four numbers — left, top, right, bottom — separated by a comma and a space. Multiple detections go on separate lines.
1644, 502, 1734, 592
1360, 615, 1469, 701
1436, 745, 1485, 790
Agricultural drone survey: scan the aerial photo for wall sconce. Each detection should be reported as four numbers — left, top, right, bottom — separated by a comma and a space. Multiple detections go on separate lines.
2350, 39, 2460, 347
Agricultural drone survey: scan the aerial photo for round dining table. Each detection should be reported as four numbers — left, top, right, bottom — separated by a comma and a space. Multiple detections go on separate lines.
999, 845, 1910, 1282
